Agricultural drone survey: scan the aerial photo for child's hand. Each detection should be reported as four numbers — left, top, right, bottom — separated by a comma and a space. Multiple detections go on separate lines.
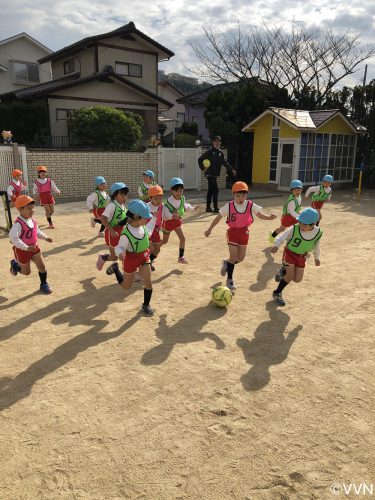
270, 245, 278, 254
315, 259, 320, 266
89, 209, 93, 213
110, 228, 117, 237
194, 205, 201, 211
27, 245, 37, 252
46, 237, 53, 243
304, 194, 308, 198
119, 252, 125, 261
205, 229, 211, 237
172, 212, 179, 220
269, 213, 277, 220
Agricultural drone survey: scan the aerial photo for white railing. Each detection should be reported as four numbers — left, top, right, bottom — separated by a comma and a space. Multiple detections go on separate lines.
0, 144, 28, 194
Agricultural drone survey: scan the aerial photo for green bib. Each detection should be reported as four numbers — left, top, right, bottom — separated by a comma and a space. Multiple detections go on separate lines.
282, 194, 301, 215
312, 185, 330, 202
139, 181, 156, 201
286, 225, 322, 254
95, 189, 109, 208
109, 203, 127, 227
121, 225, 149, 253
164, 195, 185, 217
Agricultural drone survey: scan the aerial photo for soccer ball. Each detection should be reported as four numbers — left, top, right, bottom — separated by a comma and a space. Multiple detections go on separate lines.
203, 159, 211, 169
211, 286, 232, 308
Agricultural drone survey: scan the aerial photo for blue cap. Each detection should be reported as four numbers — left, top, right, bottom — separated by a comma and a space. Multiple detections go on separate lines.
109, 182, 128, 196
322, 175, 333, 183
290, 179, 303, 189
297, 208, 319, 225
143, 170, 155, 179
95, 176, 106, 186
169, 177, 184, 188
127, 199, 152, 219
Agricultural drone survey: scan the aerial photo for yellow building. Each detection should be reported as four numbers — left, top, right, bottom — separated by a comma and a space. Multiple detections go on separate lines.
242, 108, 364, 189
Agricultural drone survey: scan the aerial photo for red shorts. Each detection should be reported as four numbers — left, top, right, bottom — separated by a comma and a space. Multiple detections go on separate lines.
150, 227, 161, 243
39, 193, 55, 206
281, 214, 298, 228
311, 201, 324, 210
92, 207, 105, 219
162, 218, 182, 233
226, 227, 249, 246
13, 245, 41, 265
122, 249, 151, 274
104, 226, 123, 247
283, 247, 307, 268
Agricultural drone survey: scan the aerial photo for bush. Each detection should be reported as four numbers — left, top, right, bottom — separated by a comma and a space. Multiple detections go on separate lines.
0, 101, 49, 144
174, 133, 198, 147
68, 106, 143, 150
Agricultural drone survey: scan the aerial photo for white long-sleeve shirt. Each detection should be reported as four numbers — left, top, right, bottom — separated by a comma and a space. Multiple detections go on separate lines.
9, 216, 47, 250
162, 195, 194, 221
115, 219, 156, 257
32, 178, 60, 195
305, 185, 332, 200
286, 195, 302, 219
7, 179, 27, 201
86, 190, 110, 209
274, 225, 321, 259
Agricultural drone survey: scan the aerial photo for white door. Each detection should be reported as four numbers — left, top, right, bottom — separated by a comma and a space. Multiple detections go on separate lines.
278, 141, 297, 189
160, 148, 179, 188
180, 149, 199, 189
160, 148, 199, 189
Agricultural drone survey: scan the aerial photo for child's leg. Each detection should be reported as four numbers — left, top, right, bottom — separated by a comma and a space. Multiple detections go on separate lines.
49, 204, 55, 216
235, 245, 247, 263
150, 242, 161, 258
271, 225, 285, 237
292, 266, 305, 283
175, 227, 187, 262
32, 253, 52, 293
120, 272, 135, 290
139, 264, 153, 315
160, 231, 170, 246
316, 209, 322, 226
226, 244, 239, 288
18, 262, 32, 276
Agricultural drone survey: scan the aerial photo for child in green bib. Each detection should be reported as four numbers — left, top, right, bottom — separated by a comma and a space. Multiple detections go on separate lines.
270, 208, 322, 306
269, 179, 303, 244
138, 170, 156, 202
305, 174, 333, 225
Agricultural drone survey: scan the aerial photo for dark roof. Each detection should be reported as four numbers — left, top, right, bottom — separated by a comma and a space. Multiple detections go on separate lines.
158, 80, 185, 96
0, 68, 174, 107
176, 83, 233, 106
38, 22, 174, 63
309, 110, 339, 127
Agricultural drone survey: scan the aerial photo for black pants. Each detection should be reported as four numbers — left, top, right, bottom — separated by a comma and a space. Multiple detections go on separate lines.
206, 176, 219, 209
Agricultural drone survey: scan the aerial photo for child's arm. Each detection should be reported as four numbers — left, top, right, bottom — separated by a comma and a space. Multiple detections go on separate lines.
270, 227, 293, 253
313, 240, 321, 266
146, 217, 156, 235
184, 202, 201, 212
37, 228, 52, 243
6, 185, 14, 201
205, 214, 223, 237
287, 200, 299, 219
255, 211, 277, 221
86, 192, 97, 212
100, 215, 117, 236
305, 186, 319, 198
114, 234, 129, 261
137, 185, 144, 198
51, 180, 61, 195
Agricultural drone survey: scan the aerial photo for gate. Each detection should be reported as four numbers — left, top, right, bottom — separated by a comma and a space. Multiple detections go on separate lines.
0, 144, 28, 193
159, 148, 200, 189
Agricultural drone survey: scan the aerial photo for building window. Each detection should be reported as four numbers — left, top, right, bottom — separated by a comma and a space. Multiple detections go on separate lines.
269, 127, 279, 182
64, 59, 75, 74
13, 61, 39, 83
115, 62, 142, 78
56, 109, 75, 121
177, 112, 185, 122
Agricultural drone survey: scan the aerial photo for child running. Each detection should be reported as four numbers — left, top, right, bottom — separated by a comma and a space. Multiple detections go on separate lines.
138, 170, 156, 202
271, 208, 322, 306
204, 181, 277, 291
269, 179, 303, 243
33, 165, 61, 229
305, 174, 333, 225
9, 195, 53, 294
87, 176, 110, 237
7, 169, 26, 206
106, 200, 156, 316
161, 177, 199, 264
96, 182, 128, 272
147, 184, 164, 271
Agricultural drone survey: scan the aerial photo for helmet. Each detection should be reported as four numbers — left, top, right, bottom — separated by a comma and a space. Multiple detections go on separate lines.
290, 179, 303, 189
37, 165, 47, 172
143, 170, 155, 179
95, 176, 106, 186
322, 175, 333, 183
127, 199, 152, 219
148, 185, 163, 197
232, 181, 249, 193
169, 177, 184, 188
12, 169, 23, 177
109, 182, 128, 196
297, 208, 319, 225
15, 195, 34, 210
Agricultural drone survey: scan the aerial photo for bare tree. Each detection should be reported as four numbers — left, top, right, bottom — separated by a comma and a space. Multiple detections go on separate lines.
190, 23, 375, 106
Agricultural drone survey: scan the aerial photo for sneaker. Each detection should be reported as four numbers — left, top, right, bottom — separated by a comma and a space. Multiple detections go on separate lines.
206, 207, 213, 213
10, 259, 19, 276
90, 217, 96, 228
220, 259, 227, 277
106, 262, 118, 275
272, 291, 286, 306
96, 254, 105, 271
48, 224, 55, 229
150, 264, 155, 271
141, 304, 154, 316
213, 207, 220, 213
40, 282, 52, 294
226, 278, 237, 291
178, 256, 188, 264
275, 266, 286, 282
97, 231, 105, 238
269, 232, 275, 244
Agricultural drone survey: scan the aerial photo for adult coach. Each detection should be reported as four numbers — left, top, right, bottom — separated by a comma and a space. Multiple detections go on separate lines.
198, 136, 236, 213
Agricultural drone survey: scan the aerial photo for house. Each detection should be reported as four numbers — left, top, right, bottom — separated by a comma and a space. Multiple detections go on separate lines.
0, 33, 52, 94
157, 81, 185, 145
0, 23, 174, 142
242, 107, 364, 189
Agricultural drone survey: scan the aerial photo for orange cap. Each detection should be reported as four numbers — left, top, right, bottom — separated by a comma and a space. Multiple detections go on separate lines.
12, 169, 23, 177
148, 185, 163, 197
232, 181, 249, 193
37, 165, 47, 172
15, 195, 34, 210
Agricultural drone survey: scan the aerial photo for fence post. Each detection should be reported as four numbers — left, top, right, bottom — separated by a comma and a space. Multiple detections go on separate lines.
12, 142, 20, 169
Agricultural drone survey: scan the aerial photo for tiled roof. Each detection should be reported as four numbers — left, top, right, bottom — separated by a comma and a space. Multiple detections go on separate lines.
309, 110, 339, 127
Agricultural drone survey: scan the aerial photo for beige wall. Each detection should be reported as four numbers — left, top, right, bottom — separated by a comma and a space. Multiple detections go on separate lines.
158, 84, 185, 136
26, 148, 159, 200
52, 48, 95, 80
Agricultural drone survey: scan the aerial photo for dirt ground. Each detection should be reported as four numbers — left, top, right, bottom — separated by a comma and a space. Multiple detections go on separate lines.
0, 191, 374, 499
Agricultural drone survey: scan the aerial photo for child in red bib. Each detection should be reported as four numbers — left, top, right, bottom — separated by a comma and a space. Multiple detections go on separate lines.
33, 165, 61, 229
7, 169, 26, 206
205, 181, 277, 291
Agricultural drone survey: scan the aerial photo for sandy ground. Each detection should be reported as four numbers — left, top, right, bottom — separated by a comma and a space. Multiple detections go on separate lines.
0, 191, 374, 500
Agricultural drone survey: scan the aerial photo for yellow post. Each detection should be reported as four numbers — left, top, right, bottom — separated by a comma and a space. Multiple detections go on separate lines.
357, 171, 363, 200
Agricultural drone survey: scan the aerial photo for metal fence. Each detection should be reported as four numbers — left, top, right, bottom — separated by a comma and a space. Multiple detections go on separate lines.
0, 144, 28, 193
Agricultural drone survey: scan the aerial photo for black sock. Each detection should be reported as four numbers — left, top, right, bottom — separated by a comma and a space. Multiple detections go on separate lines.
227, 262, 235, 279
271, 230, 278, 238
39, 271, 47, 284
15, 261, 21, 272
179, 248, 184, 258
274, 279, 289, 294
94, 218, 102, 224
102, 254, 110, 261
47, 217, 52, 224
150, 253, 156, 262
113, 264, 123, 284
99, 224, 105, 232
143, 287, 153, 306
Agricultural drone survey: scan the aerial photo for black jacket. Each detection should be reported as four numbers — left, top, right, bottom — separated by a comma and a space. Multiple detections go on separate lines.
198, 147, 234, 178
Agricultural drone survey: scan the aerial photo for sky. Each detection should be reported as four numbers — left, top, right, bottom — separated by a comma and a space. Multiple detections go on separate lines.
1, 0, 374, 87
